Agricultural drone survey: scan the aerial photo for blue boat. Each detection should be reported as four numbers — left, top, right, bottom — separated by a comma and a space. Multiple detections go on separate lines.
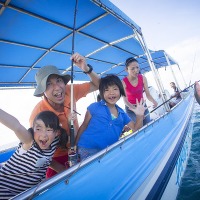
0, 0, 194, 199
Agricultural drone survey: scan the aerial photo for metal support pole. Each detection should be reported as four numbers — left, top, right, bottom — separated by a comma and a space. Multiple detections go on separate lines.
177, 64, 187, 88
135, 31, 170, 111
163, 51, 181, 90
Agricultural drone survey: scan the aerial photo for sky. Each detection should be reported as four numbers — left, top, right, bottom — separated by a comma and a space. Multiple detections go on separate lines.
110, 0, 200, 86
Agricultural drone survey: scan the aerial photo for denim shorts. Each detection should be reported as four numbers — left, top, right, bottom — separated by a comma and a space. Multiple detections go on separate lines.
78, 146, 100, 161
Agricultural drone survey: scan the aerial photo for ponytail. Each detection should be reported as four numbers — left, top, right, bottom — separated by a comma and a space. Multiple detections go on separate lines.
58, 127, 68, 149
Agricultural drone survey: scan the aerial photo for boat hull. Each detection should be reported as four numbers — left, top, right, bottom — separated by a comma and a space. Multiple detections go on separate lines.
7, 92, 194, 200
161, 123, 193, 200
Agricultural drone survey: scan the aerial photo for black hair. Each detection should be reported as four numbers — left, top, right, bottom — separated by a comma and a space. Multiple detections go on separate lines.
58, 127, 68, 149
99, 74, 126, 100
31, 111, 68, 149
125, 57, 138, 68
33, 111, 60, 130
97, 94, 101, 102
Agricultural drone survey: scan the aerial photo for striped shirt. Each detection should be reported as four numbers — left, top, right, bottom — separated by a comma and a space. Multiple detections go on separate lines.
0, 136, 59, 199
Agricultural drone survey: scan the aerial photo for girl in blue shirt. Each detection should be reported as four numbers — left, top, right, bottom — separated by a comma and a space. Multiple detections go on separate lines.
75, 74, 145, 161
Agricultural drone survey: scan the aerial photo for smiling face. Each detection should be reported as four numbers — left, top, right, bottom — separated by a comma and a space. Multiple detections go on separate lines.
44, 74, 66, 106
126, 61, 140, 78
103, 84, 121, 106
33, 119, 58, 150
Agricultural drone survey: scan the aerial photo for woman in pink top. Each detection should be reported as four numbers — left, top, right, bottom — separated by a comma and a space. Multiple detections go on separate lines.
122, 57, 158, 125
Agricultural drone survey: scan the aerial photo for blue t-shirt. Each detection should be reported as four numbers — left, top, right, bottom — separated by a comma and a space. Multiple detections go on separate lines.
78, 100, 131, 150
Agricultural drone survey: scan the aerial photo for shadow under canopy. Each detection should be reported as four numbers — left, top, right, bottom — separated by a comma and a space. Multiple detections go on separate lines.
0, 0, 176, 88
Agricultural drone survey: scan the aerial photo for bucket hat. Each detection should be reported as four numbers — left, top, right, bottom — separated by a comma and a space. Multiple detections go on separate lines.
34, 65, 71, 97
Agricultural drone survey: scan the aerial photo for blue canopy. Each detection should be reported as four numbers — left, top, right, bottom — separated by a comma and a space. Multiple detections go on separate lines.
0, 0, 177, 88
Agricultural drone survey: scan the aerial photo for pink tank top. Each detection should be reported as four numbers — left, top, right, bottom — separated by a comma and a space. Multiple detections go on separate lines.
123, 74, 144, 104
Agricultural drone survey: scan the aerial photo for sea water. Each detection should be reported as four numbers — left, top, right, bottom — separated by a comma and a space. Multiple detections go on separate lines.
176, 102, 200, 200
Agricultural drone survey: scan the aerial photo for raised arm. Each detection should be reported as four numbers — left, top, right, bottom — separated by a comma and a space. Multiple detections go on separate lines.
143, 76, 158, 108
194, 81, 200, 105
71, 53, 100, 92
0, 109, 32, 144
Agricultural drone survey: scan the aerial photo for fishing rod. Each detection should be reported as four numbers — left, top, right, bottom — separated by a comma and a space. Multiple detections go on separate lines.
68, 0, 79, 167
149, 80, 200, 114
189, 48, 197, 86
64, 106, 81, 116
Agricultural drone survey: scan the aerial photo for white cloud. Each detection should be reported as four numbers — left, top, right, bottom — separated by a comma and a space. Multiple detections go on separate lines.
166, 37, 200, 85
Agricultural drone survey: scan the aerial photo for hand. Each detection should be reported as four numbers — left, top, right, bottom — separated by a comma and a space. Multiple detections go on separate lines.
129, 99, 145, 116
122, 125, 132, 132
152, 100, 158, 108
68, 112, 77, 122
68, 146, 77, 154
71, 53, 88, 72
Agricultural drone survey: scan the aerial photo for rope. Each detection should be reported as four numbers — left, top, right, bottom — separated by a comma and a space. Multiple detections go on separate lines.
98, 147, 109, 162
28, 178, 47, 200
65, 161, 82, 184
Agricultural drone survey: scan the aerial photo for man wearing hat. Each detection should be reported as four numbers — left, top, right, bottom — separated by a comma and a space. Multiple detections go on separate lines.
29, 53, 100, 177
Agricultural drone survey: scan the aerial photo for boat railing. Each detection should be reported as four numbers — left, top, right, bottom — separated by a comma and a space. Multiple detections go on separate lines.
10, 92, 195, 200
150, 86, 192, 115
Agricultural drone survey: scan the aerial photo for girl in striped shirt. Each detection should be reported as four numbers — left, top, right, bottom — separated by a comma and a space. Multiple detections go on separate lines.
0, 110, 67, 199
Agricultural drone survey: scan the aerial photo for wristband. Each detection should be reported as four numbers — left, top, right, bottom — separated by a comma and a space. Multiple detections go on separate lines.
83, 64, 93, 74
